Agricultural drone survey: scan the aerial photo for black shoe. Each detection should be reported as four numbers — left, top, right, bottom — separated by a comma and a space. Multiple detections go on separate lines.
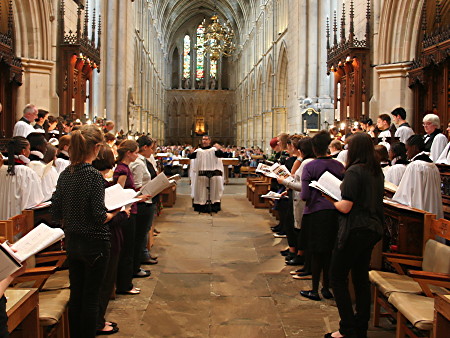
133, 269, 151, 278
300, 290, 321, 301
286, 256, 304, 266
271, 225, 281, 233
321, 288, 334, 299
280, 248, 290, 256
284, 252, 296, 261
96, 326, 119, 335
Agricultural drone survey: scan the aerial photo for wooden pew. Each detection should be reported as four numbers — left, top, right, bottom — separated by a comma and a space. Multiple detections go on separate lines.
246, 176, 271, 208
436, 164, 450, 220
160, 185, 177, 207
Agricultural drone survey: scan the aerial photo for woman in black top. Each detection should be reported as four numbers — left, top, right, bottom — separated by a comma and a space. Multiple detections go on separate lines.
326, 133, 384, 338
51, 125, 117, 338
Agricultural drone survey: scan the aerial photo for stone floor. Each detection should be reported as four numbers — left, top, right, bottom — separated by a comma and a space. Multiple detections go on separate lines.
105, 178, 396, 337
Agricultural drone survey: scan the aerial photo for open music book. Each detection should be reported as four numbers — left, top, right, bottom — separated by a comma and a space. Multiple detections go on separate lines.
105, 184, 140, 211
255, 163, 294, 182
384, 180, 398, 194
309, 171, 342, 201
0, 223, 65, 280
140, 173, 178, 197
261, 191, 288, 200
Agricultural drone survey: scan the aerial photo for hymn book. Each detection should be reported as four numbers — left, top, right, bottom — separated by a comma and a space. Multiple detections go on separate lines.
140, 173, 177, 197
0, 223, 65, 280
309, 171, 342, 201
105, 184, 140, 211
255, 163, 294, 182
384, 181, 398, 194
261, 191, 288, 200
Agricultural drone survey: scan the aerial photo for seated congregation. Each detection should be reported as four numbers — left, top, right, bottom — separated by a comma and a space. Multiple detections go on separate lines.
248, 107, 450, 338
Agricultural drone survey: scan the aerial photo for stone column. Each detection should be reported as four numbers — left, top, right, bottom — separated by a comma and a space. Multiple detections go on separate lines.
115, 0, 128, 131
178, 49, 183, 89
205, 54, 210, 90
318, 0, 331, 99
105, 0, 118, 123
307, 0, 318, 100
190, 34, 196, 89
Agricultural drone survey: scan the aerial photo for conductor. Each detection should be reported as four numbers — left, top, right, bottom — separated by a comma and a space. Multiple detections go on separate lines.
188, 136, 225, 213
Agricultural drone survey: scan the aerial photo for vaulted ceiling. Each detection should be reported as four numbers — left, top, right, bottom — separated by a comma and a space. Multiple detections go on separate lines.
152, 0, 257, 47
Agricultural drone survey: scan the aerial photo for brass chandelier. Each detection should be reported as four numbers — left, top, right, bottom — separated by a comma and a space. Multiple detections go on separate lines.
200, 1, 235, 61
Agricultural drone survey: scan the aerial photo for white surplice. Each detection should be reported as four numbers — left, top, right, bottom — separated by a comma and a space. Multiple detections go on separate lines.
429, 134, 448, 162
395, 125, 414, 144
55, 158, 71, 174
27, 161, 59, 201
436, 142, 450, 164
384, 164, 407, 186
190, 147, 224, 205
392, 160, 443, 219
13, 120, 36, 138
0, 165, 45, 220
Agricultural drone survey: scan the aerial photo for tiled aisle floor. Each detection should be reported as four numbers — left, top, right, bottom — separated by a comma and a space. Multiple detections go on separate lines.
105, 178, 395, 337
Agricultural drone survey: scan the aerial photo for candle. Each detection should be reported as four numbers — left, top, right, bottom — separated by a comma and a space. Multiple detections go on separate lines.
362, 101, 365, 116
72, 98, 75, 112
304, 119, 307, 131
346, 106, 350, 118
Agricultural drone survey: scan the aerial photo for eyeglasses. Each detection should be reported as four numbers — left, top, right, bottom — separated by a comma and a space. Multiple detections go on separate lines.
422, 122, 433, 126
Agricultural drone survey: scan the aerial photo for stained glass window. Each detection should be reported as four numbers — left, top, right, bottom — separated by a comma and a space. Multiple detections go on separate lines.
196, 25, 205, 79
183, 35, 190, 79
210, 59, 217, 79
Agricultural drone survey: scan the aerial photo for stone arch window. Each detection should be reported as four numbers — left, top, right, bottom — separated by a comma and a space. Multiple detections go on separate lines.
196, 24, 205, 79
183, 34, 191, 79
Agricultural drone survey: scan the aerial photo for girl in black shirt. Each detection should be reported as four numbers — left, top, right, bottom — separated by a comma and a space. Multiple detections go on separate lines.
326, 133, 384, 338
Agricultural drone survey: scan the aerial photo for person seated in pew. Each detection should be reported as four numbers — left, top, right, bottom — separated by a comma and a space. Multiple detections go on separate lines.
374, 145, 390, 175
55, 135, 71, 174
385, 142, 408, 185
51, 125, 121, 338
329, 139, 342, 158
436, 121, 450, 164
392, 134, 443, 219
423, 113, 448, 162
0, 263, 27, 338
0, 137, 44, 220
92, 147, 130, 335
26, 133, 58, 201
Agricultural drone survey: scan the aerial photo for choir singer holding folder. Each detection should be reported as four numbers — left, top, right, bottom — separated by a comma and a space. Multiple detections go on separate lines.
324, 132, 383, 338
51, 125, 127, 338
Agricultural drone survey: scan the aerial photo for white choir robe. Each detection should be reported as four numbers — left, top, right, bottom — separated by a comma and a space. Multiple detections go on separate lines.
13, 120, 35, 137
191, 147, 224, 205
430, 134, 448, 162
436, 142, 450, 164
336, 149, 348, 166
395, 126, 414, 144
392, 160, 443, 219
27, 161, 59, 201
0, 165, 45, 220
55, 158, 71, 174
384, 164, 407, 186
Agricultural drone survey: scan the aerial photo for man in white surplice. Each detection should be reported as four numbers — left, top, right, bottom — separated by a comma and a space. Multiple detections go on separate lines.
188, 136, 225, 213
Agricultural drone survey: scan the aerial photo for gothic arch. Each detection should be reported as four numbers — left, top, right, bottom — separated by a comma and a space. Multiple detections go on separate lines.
256, 68, 263, 114
377, 0, 423, 64
13, 0, 52, 59
275, 44, 288, 107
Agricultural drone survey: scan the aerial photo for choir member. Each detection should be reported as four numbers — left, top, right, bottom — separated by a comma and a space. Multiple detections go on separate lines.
391, 107, 414, 143
327, 132, 384, 338
393, 135, 443, 218
0, 137, 44, 220
385, 143, 408, 185
423, 114, 447, 162
114, 140, 151, 295
92, 147, 130, 335
51, 125, 118, 338
300, 131, 345, 301
55, 135, 71, 174
13, 104, 38, 138
130, 135, 159, 266
376, 114, 392, 139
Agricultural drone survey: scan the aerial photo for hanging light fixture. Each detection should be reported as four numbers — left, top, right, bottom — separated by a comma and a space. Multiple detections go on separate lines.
199, 0, 236, 61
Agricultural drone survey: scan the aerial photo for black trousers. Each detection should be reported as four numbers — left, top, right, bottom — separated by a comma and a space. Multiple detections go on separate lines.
330, 228, 380, 338
66, 235, 110, 338
97, 247, 120, 330
134, 203, 156, 273
0, 296, 8, 338
116, 214, 137, 292
284, 194, 297, 248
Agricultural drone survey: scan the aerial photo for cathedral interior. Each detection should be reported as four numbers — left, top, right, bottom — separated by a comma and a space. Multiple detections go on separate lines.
0, 0, 448, 148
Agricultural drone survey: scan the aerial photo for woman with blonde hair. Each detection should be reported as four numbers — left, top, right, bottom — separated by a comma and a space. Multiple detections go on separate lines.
51, 125, 118, 338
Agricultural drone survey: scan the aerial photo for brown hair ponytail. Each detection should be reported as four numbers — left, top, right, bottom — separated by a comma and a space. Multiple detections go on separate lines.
69, 125, 103, 166
116, 140, 138, 163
